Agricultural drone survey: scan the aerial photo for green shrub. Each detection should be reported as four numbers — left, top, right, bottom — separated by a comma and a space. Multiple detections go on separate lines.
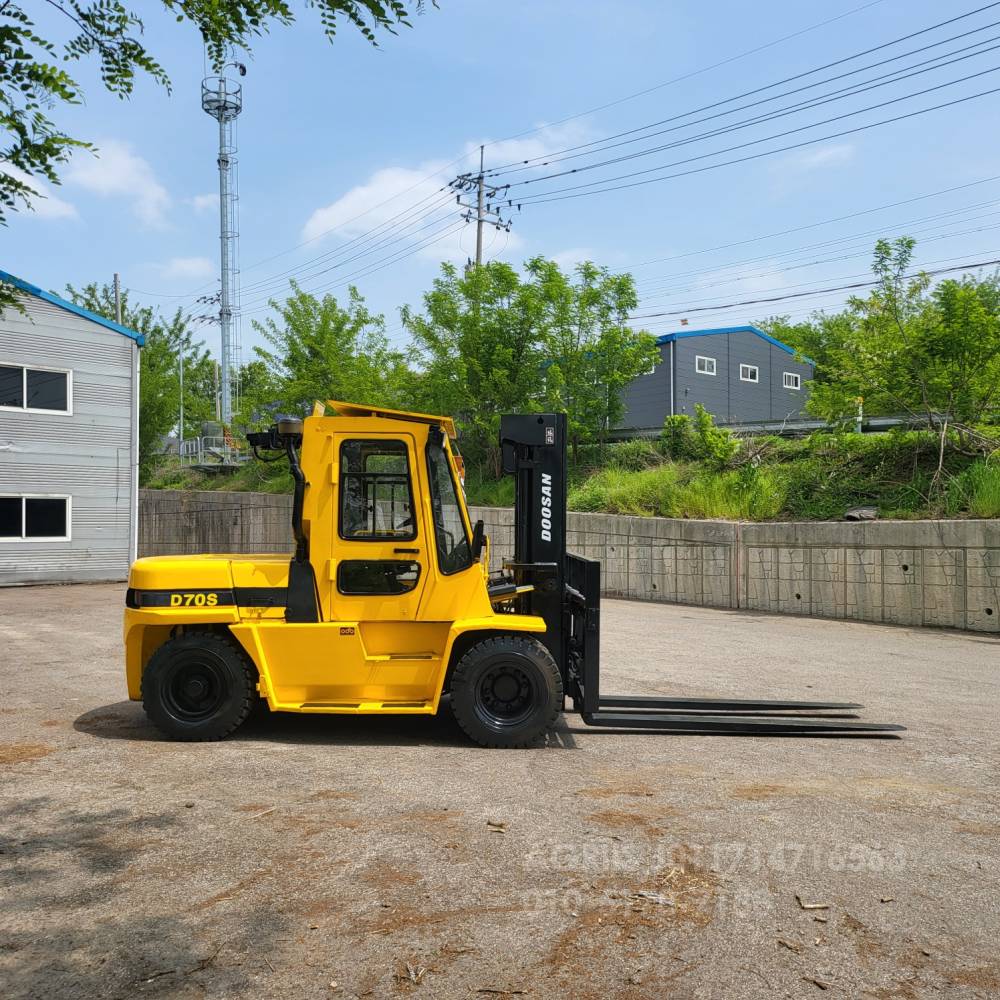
676, 466, 787, 520
569, 465, 683, 516
660, 414, 700, 460
605, 437, 665, 472
692, 404, 739, 469
946, 461, 1000, 518
661, 405, 739, 468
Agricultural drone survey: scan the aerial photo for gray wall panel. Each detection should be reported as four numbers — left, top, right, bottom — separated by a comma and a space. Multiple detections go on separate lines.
0, 296, 137, 585
620, 328, 815, 429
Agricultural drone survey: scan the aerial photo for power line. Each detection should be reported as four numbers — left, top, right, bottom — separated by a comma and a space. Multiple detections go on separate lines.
634, 199, 1000, 293
638, 226, 1000, 309
508, 63, 1000, 196
237, 188, 453, 293
237, 193, 456, 298
630, 255, 1000, 320
631, 174, 1000, 268
513, 81, 1000, 206
240, 219, 467, 314
486, 4, 1000, 177
489, 28, 1000, 184
485, 0, 891, 146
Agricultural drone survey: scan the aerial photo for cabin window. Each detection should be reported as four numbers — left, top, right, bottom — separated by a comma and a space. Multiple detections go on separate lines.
739, 364, 759, 383
0, 495, 71, 540
426, 437, 473, 575
0, 365, 71, 413
784, 372, 801, 390
695, 355, 716, 376
337, 560, 421, 595
339, 440, 416, 541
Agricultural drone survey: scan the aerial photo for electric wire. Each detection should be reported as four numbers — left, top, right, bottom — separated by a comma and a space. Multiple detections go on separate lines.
485, 0, 891, 145
629, 255, 1000, 320
507, 64, 1000, 196
487, 29, 1000, 183
484, 2, 1000, 175
513, 81, 1000, 206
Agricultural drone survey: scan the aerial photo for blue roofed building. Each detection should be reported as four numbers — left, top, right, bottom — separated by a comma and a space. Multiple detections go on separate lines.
1, 271, 144, 585
620, 324, 814, 434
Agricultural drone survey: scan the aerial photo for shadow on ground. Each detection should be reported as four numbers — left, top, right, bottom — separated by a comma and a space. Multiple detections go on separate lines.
73, 701, 578, 749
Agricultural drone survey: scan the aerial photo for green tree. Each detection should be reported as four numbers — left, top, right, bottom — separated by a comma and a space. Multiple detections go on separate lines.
531, 258, 658, 462
403, 261, 551, 476
765, 239, 1000, 476
1, 1, 436, 306
404, 258, 658, 474
65, 281, 206, 477
247, 283, 412, 420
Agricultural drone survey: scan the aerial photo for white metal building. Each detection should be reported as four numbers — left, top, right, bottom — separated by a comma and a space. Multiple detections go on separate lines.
0, 271, 143, 585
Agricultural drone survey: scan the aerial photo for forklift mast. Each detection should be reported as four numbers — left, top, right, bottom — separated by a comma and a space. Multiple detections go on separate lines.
498, 413, 903, 736
500, 413, 601, 714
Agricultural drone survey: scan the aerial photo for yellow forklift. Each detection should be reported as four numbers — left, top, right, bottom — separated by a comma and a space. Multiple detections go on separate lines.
124, 401, 903, 745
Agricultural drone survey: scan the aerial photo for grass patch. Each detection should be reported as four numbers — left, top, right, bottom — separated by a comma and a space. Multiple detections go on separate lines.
142, 426, 1000, 522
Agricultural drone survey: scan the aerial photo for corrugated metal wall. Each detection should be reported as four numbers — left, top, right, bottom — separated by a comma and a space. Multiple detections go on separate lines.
0, 297, 137, 585
621, 332, 814, 430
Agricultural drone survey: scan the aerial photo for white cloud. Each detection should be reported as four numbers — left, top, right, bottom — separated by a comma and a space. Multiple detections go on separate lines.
188, 193, 219, 214
158, 256, 215, 281
773, 143, 855, 173
67, 139, 170, 227
551, 247, 595, 271
0, 163, 78, 220
299, 124, 592, 264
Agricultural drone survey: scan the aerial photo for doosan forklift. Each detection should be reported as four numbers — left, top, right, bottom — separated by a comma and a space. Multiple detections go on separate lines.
124, 401, 903, 745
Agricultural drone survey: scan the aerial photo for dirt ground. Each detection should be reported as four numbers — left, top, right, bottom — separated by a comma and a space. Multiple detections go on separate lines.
1, 583, 998, 999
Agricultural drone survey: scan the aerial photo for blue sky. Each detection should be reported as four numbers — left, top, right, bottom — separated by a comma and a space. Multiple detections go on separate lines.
6, 0, 1000, 363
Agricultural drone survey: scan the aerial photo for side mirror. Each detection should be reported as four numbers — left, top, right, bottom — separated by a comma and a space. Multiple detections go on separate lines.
471, 519, 486, 560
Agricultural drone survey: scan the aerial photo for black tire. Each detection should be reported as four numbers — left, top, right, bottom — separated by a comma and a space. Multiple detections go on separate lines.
142, 631, 257, 741
450, 635, 562, 748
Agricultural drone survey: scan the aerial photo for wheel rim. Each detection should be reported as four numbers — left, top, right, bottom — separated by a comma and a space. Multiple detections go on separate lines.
473, 661, 536, 729
162, 655, 229, 722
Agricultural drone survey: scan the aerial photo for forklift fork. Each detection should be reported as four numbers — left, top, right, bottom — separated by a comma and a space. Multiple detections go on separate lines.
499, 414, 905, 738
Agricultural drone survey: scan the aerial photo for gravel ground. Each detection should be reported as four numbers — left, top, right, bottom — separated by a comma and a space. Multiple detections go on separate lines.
1, 583, 998, 1000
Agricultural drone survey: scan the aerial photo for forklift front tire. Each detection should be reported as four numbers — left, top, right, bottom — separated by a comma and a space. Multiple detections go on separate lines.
450, 635, 562, 748
141, 631, 257, 741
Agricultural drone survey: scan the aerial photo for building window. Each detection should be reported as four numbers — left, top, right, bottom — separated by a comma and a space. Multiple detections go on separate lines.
0, 495, 71, 540
695, 355, 716, 376
739, 364, 759, 383
0, 365, 72, 414
339, 439, 416, 541
783, 372, 801, 390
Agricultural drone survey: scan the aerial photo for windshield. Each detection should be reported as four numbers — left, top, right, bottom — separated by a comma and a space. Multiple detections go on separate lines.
426, 437, 473, 575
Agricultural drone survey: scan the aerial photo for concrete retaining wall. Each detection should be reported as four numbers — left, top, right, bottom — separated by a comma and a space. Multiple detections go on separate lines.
138, 490, 1000, 634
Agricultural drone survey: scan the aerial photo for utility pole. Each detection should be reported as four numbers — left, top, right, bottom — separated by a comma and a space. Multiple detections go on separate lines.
113, 273, 122, 324
178, 346, 185, 450
450, 145, 514, 269
475, 147, 485, 267
201, 63, 245, 426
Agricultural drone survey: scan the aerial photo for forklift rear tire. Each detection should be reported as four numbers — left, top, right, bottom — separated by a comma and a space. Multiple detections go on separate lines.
450, 635, 562, 748
142, 631, 256, 741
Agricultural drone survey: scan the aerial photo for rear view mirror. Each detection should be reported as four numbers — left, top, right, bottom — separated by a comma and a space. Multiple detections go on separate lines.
471, 519, 486, 560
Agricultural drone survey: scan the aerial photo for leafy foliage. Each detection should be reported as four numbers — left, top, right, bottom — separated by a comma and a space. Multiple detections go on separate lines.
1, 0, 436, 305
403, 261, 549, 477
403, 257, 658, 475
764, 239, 1000, 433
661, 404, 738, 468
244, 282, 411, 421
